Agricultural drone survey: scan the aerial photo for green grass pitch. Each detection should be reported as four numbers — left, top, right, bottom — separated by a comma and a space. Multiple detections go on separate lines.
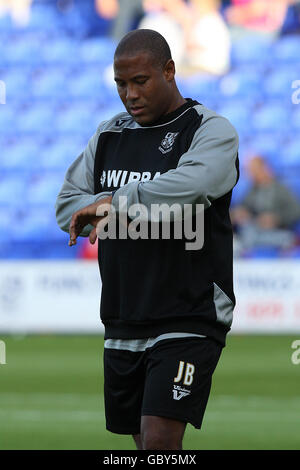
0, 334, 299, 450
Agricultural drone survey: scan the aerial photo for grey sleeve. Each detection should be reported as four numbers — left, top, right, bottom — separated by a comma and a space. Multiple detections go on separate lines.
55, 125, 112, 236
112, 114, 239, 220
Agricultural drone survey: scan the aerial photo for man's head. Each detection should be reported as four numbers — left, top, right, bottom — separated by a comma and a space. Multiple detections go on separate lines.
247, 155, 274, 185
113, 29, 184, 125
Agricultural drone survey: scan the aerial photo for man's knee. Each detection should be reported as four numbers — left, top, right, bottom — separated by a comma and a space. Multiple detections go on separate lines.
142, 430, 182, 450
141, 415, 186, 450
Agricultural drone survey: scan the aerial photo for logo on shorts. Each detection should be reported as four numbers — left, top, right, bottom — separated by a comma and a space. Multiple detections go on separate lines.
159, 132, 179, 154
172, 385, 191, 400
172, 361, 195, 400
174, 361, 195, 385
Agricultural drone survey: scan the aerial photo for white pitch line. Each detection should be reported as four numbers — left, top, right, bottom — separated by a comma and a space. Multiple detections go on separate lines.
0, 393, 299, 408
0, 409, 298, 424
0, 393, 101, 403
0, 409, 105, 422
206, 411, 300, 422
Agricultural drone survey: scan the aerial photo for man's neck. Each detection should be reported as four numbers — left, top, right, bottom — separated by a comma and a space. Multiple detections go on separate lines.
166, 94, 187, 116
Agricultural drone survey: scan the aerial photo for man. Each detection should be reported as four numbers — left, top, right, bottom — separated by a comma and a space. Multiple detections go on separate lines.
55, 29, 239, 450
231, 155, 300, 253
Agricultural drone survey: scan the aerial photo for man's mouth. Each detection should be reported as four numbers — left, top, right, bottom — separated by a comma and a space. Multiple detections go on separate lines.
130, 106, 145, 116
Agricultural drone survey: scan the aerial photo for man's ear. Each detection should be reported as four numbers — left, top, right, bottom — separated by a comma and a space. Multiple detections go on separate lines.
164, 59, 175, 81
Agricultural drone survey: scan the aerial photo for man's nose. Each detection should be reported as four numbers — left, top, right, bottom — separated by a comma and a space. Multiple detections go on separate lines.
126, 84, 139, 101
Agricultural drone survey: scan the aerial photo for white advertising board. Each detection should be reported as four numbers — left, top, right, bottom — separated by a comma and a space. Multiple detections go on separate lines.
0, 260, 300, 334
233, 260, 300, 333
0, 261, 103, 333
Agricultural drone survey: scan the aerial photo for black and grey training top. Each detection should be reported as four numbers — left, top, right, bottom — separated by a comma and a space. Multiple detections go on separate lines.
55, 99, 239, 346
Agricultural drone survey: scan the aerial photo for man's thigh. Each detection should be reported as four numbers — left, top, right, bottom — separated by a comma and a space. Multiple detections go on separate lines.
141, 337, 223, 430
103, 347, 146, 435
103, 336, 222, 435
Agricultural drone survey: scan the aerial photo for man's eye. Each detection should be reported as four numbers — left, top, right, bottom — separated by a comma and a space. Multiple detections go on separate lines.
136, 80, 147, 85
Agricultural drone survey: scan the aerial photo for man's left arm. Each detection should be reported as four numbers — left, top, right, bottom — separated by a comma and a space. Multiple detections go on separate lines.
112, 114, 239, 220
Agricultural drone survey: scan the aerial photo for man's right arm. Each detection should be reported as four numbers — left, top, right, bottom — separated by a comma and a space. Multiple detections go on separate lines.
55, 123, 111, 237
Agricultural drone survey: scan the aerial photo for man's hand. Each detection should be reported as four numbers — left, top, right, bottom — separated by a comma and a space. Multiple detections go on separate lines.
69, 196, 112, 246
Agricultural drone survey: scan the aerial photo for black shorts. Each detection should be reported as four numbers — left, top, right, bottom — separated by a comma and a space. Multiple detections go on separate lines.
103, 336, 223, 435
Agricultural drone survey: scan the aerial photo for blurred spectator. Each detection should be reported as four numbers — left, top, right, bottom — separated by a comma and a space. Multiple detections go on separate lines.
0, 0, 33, 26
184, 0, 231, 75
280, 0, 300, 35
225, 0, 290, 37
139, 0, 231, 75
231, 156, 300, 255
138, 0, 187, 65
96, 0, 144, 40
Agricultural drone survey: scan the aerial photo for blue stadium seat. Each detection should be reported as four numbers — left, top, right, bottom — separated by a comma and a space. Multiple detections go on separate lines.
67, 69, 105, 99
40, 137, 86, 170
0, 210, 13, 243
1, 25, 300, 259
41, 37, 79, 65
54, 103, 98, 134
16, 104, 55, 134
293, 221, 300, 237
283, 138, 300, 166
0, 240, 78, 259
0, 12, 13, 34
0, 105, 15, 134
263, 67, 297, 98
42, 241, 79, 259
219, 67, 262, 99
281, 176, 300, 198
272, 35, 300, 62
0, 69, 30, 101
31, 68, 68, 99
3, 36, 42, 65
286, 247, 300, 258
1, 138, 43, 170
91, 104, 125, 125
0, 175, 28, 206
252, 102, 290, 131
244, 247, 281, 259
242, 132, 282, 162
26, 173, 64, 207
27, 4, 63, 33
291, 106, 300, 129
78, 37, 116, 65
10, 208, 66, 245
177, 74, 218, 102
12, 208, 55, 242
231, 177, 251, 207
217, 101, 251, 134
231, 36, 272, 66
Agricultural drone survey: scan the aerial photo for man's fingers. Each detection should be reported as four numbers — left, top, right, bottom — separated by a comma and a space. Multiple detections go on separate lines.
69, 213, 84, 246
89, 227, 98, 245
68, 198, 113, 247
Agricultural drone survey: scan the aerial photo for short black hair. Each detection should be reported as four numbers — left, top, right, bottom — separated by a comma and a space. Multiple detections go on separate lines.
114, 29, 172, 69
